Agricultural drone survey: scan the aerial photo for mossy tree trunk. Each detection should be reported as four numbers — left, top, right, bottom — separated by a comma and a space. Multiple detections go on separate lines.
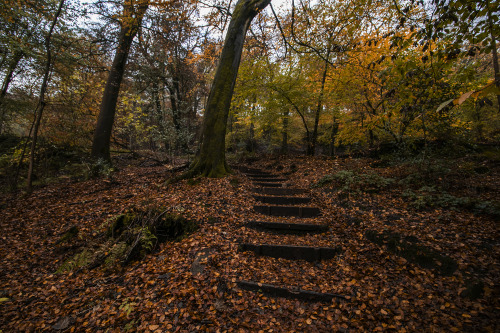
91, 0, 149, 162
187, 0, 271, 177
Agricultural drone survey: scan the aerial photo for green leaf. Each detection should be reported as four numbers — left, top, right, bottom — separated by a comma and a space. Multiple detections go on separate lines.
436, 98, 454, 112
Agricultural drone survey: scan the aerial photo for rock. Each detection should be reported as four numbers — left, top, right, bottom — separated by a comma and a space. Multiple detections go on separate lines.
158, 273, 172, 281
191, 249, 213, 275
53, 316, 73, 330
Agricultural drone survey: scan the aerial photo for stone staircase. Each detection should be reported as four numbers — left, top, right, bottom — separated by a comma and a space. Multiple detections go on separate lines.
236, 167, 348, 303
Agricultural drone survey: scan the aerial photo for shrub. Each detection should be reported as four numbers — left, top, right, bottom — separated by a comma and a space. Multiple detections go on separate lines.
312, 170, 394, 194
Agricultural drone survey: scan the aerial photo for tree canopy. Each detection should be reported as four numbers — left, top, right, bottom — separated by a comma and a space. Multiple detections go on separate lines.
0, 0, 498, 182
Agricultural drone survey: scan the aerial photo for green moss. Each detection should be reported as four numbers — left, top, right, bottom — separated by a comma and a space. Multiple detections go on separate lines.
312, 170, 394, 194
56, 249, 94, 273
187, 178, 201, 186
104, 242, 128, 267
311, 174, 335, 188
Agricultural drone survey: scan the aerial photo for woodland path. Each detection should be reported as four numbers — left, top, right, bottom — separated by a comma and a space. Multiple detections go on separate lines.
236, 167, 348, 303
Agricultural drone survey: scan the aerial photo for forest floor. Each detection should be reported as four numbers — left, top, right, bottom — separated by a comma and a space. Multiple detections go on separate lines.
0, 154, 498, 332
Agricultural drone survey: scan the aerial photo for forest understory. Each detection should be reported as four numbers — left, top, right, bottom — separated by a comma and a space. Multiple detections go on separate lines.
0, 153, 498, 332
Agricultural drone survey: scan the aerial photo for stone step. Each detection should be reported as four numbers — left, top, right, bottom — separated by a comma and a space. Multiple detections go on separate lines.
236, 280, 348, 303
253, 182, 283, 188
246, 221, 328, 233
238, 167, 268, 174
249, 177, 287, 182
252, 188, 307, 196
254, 205, 320, 217
239, 243, 341, 262
253, 195, 311, 205
245, 173, 275, 178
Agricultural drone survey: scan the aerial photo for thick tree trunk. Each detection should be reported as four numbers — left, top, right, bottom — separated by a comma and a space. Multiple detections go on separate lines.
0, 50, 24, 134
187, 0, 271, 177
91, 0, 148, 161
27, 0, 65, 193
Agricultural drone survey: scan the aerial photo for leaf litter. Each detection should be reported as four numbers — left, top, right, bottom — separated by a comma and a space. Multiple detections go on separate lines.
0, 156, 498, 332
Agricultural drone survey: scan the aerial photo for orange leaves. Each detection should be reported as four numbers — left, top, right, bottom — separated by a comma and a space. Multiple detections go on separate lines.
0, 156, 498, 332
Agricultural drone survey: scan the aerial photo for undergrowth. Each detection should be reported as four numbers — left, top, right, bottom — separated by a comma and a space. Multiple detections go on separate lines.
312, 170, 394, 194
56, 207, 198, 273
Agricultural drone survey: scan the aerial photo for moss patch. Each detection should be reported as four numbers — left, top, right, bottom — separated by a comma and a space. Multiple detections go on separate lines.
56, 208, 198, 273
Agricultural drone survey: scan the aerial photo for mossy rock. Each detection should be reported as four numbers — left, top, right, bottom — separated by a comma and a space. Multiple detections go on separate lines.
365, 230, 457, 276
107, 213, 135, 238
56, 249, 94, 273
56, 226, 79, 244
104, 242, 129, 267
57, 208, 198, 273
155, 214, 198, 242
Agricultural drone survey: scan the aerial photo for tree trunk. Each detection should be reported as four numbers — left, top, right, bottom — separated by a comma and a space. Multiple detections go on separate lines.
281, 109, 289, 154
248, 121, 255, 152
310, 52, 330, 156
27, 0, 65, 193
187, 0, 271, 177
329, 116, 338, 157
486, 0, 500, 113
0, 50, 24, 134
91, 0, 149, 162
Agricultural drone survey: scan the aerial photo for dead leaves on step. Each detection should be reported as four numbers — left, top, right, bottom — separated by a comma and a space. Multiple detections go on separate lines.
0, 157, 498, 332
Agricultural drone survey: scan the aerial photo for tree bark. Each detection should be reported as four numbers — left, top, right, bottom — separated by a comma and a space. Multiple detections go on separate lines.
486, 0, 500, 113
187, 0, 271, 177
329, 116, 338, 157
0, 50, 24, 134
91, 0, 149, 162
26, 0, 65, 193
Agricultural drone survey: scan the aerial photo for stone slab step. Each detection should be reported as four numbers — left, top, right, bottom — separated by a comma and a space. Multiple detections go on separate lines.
239, 243, 341, 262
238, 167, 268, 174
254, 205, 320, 217
246, 173, 275, 178
252, 188, 307, 196
246, 221, 328, 233
253, 182, 283, 188
249, 177, 287, 182
236, 280, 348, 303
253, 195, 311, 205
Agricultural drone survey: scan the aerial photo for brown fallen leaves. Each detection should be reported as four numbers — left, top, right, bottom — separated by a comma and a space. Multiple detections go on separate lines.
0, 156, 498, 332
